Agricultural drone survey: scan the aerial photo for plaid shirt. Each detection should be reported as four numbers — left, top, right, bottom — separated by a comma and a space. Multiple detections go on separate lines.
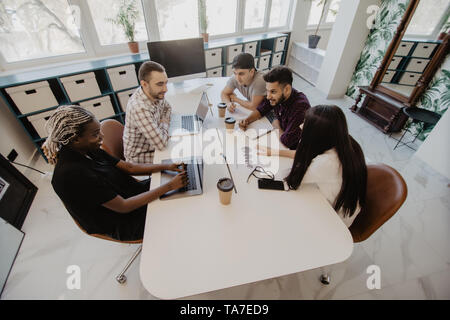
123, 87, 171, 163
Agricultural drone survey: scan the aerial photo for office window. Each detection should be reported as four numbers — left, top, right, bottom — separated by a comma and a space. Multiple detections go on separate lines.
0, 0, 85, 63
307, 0, 324, 26
155, 0, 199, 41
205, 0, 237, 36
244, 0, 267, 29
325, 0, 340, 23
87, 0, 148, 46
405, 0, 449, 37
269, 0, 291, 28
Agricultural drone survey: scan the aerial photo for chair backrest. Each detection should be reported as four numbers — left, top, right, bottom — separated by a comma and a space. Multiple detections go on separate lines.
349, 163, 407, 243
100, 119, 125, 160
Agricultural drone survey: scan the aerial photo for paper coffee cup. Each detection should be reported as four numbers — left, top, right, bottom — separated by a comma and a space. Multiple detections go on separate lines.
217, 178, 234, 205
225, 117, 236, 130
218, 103, 227, 118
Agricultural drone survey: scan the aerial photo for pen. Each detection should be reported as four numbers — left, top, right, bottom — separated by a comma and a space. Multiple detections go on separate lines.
221, 153, 237, 194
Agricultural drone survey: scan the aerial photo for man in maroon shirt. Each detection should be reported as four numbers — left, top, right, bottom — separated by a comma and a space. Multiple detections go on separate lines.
239, 66, 311, 149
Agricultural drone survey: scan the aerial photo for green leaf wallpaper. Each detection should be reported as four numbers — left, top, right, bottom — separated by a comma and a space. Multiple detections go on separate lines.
345, 0, 449, 141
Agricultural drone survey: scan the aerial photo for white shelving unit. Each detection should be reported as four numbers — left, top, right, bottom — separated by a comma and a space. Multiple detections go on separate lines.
288, 42, 325, 86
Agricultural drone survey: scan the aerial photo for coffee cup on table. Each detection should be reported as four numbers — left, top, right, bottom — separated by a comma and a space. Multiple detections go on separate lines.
225, 117, 236, 130
218, 103, 227, 118
217, 178, 234, 205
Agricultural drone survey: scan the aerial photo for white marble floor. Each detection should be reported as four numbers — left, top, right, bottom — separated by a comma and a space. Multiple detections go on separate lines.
2, 75, 449, 300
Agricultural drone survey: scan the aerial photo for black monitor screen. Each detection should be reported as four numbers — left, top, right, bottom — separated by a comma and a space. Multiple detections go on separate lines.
147, 38, 206, 78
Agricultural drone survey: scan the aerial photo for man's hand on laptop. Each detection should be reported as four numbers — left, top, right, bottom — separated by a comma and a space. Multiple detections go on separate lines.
169, 171, 188, 190
165, 162, 186, 172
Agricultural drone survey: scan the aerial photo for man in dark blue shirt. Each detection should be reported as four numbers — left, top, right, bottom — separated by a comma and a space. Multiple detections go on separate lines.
239, 66, 311, 150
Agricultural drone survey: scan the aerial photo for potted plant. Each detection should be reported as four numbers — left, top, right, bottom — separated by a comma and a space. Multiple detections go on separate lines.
199, 0, 209, 42
107, 0, 140, 53
308, 0, 331, 49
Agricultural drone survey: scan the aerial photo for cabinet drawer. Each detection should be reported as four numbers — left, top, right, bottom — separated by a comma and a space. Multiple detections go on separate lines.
274, 36, 287, 52
395, 42, 414, 56
244, 42, 257, 57
272, 52, 283, 66
405, 58, 429, 73
5, 81, 58, 114
107, 64, 138, 91
388, 57, 402, 70
117, 88, 137, 112
206, 67, 223, 78
382, 71, 395, 83
227, 44, 243, 64
28, 109, 55, 138
60, 72, 101, 102
79, 96, 115, 120
259, 55, 271, 70
205, 48, 222, 69
411, 43, 438, 58
398, 72, 421, 86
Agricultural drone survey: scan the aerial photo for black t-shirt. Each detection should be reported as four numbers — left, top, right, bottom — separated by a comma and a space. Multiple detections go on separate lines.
52, 146, 148, 241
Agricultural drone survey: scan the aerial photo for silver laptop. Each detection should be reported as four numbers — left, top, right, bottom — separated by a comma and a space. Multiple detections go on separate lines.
159, 156, 203, 200
169, 92, 209, 136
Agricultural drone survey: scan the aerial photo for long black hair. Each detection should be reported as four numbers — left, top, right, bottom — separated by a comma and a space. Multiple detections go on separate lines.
285, 105, 367, 217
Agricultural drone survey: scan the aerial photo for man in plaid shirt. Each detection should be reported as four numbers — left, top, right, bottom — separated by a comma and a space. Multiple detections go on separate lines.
123, 61, 171, 163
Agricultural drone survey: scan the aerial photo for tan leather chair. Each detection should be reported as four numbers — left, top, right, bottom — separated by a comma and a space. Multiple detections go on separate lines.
320, 163, 407, 285
71, 217, 142, 284
100, 119, 125, 160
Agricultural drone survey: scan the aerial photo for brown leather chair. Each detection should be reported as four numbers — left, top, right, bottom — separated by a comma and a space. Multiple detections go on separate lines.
320, 163, 407, 285
349, 163, 407, 242
100, 119, 125, 160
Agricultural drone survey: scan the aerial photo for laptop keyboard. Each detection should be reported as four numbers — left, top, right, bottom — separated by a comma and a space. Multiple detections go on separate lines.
181, 115, 196, 132
179, 163, 197, 192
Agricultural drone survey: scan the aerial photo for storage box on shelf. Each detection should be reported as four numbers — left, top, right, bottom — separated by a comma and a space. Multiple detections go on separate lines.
60, 72, 101, 102
5, 81, 58, 114
106, 64, 139, 91
117, 88, 138, 112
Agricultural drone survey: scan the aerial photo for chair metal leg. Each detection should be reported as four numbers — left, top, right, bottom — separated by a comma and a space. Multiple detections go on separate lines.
320, 273, 331, 285
116, 245, 142, 284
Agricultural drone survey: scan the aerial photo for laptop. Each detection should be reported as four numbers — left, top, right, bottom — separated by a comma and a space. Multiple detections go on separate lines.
159, 156, 204, 200
169, 92, 209, 136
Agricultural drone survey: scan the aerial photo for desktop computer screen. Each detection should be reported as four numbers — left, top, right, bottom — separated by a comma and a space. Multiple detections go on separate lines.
147, 38, 206, 80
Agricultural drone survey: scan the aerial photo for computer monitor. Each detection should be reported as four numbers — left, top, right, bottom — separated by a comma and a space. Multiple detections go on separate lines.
147, 38, 207, 81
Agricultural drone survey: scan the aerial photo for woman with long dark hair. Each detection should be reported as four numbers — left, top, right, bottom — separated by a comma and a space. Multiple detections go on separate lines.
259, 105, 367, 227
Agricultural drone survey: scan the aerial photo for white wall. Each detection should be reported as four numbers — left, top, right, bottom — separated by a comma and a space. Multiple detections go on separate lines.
415, 110, 450, 179
316, 0, 381, 98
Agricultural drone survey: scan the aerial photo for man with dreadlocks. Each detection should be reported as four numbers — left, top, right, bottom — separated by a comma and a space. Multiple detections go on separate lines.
43, 105, 187, 241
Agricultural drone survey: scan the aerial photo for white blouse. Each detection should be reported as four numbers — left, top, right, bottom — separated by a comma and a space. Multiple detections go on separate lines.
301, 148, 361, 228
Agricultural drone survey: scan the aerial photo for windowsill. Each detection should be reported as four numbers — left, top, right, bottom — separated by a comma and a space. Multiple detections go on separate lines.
0, 30, 293, 81
306, 24, 334, 32
0, 50, 147, 77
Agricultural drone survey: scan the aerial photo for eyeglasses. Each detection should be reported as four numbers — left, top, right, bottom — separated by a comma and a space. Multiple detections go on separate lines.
247, 166, 274, 183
